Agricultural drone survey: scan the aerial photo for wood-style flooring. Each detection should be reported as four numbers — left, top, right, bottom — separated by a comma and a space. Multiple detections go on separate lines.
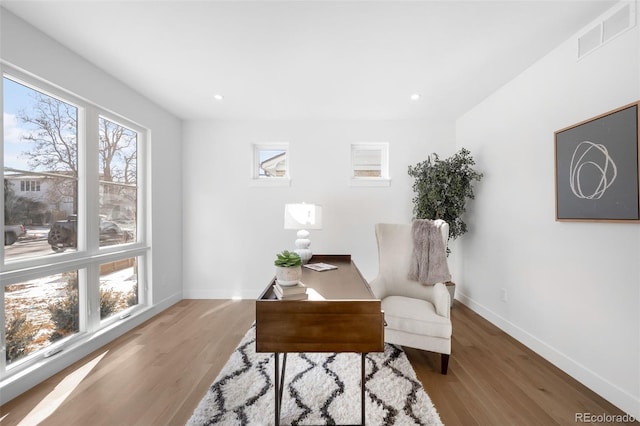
0, 299, 636, 425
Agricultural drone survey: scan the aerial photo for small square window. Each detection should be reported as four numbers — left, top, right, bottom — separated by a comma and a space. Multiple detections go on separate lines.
250, 143, 291, 186
350, 142, 390, 186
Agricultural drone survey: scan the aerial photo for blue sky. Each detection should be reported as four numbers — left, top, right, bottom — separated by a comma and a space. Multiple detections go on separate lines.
3, 76, 38, 171
3, 77, 84, 173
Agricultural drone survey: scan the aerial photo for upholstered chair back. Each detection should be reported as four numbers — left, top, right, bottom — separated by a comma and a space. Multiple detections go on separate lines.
370, 222, 449, 303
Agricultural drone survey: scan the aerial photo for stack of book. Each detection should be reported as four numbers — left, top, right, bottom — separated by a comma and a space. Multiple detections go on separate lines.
273, 281, 308, 300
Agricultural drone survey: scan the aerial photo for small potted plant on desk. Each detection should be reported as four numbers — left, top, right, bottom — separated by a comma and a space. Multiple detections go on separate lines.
274, 250, 302, 286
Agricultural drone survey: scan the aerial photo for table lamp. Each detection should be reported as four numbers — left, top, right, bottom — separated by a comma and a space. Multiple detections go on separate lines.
284, 203, 322, 264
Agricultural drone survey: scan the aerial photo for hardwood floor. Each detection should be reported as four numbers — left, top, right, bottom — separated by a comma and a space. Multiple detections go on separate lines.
1, 299, 636, 425
0, 300, 255, 426
409, 301, 637, 425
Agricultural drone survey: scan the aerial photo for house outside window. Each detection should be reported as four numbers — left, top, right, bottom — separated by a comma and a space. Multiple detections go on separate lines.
1, 67, 148, 378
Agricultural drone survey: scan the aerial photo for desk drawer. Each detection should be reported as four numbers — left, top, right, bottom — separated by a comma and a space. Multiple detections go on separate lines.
255, 300, 384, 353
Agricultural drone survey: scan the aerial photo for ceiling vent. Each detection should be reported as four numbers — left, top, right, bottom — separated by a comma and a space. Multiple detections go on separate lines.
577, 2, 636, 59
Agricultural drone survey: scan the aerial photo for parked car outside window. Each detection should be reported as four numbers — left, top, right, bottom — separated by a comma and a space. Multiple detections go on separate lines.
48, 215, 132, 251
4, 224, 26, 245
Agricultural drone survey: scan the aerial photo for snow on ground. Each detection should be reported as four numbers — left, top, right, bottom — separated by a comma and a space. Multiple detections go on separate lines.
5, 266, 137, 361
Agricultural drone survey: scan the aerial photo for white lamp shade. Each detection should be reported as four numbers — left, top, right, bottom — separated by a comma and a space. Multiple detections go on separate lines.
284, 203, 323, 230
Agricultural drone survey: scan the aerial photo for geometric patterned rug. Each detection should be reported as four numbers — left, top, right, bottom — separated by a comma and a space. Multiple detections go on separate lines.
186, 325, 443, 425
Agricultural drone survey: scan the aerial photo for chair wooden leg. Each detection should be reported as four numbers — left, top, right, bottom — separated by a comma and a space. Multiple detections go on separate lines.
441, 353, 449, 375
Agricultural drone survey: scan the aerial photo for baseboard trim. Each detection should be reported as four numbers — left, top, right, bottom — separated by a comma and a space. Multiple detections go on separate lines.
0, 291, 182, 405
454, 291, 640, 419
182, 289, 258, 299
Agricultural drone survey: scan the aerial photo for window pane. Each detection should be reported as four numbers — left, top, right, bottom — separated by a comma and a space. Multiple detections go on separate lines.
4, 270, 80, 365
98, 117, 137, 247
99, 257, 138, 320
352, 148, 382, 177
3, 77, 78, 261
258, 149, 287, 177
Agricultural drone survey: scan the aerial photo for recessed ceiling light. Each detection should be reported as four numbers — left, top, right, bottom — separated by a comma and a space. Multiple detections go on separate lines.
213, 94, 224, 101
410, 93, 421, 101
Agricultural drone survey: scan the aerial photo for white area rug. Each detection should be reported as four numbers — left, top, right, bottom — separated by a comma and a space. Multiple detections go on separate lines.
187, 325, 443, 425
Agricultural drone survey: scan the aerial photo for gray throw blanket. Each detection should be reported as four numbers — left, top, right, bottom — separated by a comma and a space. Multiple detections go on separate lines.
408, 219, 451, 285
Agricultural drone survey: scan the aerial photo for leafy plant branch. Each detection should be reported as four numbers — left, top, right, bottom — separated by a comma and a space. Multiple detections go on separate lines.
408, 148, 483, 242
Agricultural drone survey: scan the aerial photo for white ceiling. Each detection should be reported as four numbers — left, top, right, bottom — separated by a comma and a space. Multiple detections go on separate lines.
1, 0, 619, 121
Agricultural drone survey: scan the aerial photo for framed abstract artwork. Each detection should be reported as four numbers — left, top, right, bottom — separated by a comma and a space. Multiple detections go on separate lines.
555, 102, 640, 222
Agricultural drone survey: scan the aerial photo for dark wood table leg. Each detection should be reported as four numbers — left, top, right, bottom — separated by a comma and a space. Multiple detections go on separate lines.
274, 352, 288, 426
274, 352, 280, 426
361, 353, 366, 425
279, 353, 287, 412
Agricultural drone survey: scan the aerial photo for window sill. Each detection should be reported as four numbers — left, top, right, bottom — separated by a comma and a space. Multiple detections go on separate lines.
0, 303, 152, 402
350, 178, 391, 187
249, 178, 291, 187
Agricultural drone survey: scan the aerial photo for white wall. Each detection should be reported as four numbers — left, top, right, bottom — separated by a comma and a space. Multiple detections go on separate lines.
455, 4, 640, 418
182, 119, 454, 298
1, 9, 183, 401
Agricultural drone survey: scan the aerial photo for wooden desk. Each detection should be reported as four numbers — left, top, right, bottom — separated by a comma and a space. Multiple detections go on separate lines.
255, 255, 384, 425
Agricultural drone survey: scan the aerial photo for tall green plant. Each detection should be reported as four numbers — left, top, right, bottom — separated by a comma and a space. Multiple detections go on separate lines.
408, 148, 483, 241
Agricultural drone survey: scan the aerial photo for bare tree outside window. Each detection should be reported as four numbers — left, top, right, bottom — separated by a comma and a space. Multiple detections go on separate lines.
16, 89, 78, 216
99, 118, 137, 185
18, 94, 78, 175
98, 117, 137, 247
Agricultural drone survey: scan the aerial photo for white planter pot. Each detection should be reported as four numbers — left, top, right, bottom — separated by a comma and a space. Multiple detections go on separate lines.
275, 266, 302, 286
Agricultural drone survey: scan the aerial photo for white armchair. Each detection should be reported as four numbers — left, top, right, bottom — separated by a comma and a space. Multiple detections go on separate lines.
369, 222, 452, 374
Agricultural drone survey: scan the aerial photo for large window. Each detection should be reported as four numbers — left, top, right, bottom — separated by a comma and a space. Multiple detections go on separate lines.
1, 67, 147, 378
